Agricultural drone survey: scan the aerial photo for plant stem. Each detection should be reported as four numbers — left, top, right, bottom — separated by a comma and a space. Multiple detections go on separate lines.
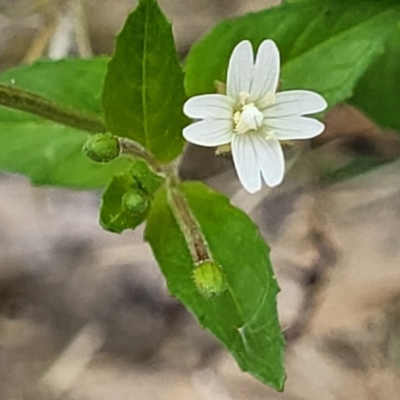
0, 84, 166, 172
0, 83, 106, 133
0, 82, 175, 176
167, 175, 211, 264
119, 138, 163, 173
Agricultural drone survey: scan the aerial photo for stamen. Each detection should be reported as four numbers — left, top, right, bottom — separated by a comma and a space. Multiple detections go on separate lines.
233, 111, 241, 126
234, 103, 264, 134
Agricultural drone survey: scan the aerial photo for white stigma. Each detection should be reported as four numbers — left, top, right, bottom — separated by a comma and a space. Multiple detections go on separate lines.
234, 103, 264, 134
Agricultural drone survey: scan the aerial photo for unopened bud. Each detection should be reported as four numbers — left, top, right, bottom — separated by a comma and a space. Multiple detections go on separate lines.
193, 261, 227, 298
122, 188, 149, 215
83, 133, 120, 163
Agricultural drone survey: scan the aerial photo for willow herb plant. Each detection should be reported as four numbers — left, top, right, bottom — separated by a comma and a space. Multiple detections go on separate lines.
0, 0, 400, 391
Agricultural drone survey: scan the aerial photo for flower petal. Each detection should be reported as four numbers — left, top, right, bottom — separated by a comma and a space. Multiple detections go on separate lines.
231, 134, 262, 194
183, 119, 233, 147
227, 40, 254, 101
183, 94, 235, 119
250, 40, 280, 108
263, 90, 327, 117
265, 116, 325, 140
251, 135, 285, 187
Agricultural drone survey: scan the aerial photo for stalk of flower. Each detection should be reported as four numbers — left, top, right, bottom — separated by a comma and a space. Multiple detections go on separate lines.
183, 40, 328, 194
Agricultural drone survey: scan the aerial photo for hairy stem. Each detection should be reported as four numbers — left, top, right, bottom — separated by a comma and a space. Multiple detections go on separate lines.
0, 83, 106, 133
119, 138, 162, 173
167, 175, 211, 263
0, 84, 166, 173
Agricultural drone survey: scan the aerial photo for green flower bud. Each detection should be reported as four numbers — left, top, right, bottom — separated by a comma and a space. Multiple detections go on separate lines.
193, 261, 227, 298
122, 188, 150, 215
83, 133, 120, 163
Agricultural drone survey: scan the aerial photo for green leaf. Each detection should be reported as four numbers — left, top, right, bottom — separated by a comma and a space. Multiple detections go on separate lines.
351, 24, 400, 131
100, 159, 164, 233
184, 1, 400, 107
0, 58, 135, 189
100, 174, 148, 233
145, 182, 285, 390
128, 157, 165, 194
102, 0, 187, 163
0, 58, 108, 114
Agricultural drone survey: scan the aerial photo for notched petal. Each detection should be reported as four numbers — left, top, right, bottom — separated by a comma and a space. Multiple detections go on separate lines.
184, 94, 235, 120
251, 135, 285, 187
264, 90, 327, 117
183, 119, 233, 147
266, 116, 325, 140
231, 134, 262, 194
250, 40, 280, 108
227, 40, 254, 101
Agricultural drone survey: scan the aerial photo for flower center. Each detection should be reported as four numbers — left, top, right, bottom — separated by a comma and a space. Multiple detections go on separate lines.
233, 103, 264, 134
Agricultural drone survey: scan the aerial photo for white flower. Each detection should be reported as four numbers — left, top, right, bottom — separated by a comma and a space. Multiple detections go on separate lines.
183, 40, 328, 193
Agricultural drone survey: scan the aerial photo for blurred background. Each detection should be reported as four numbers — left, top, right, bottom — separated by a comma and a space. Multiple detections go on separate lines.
1, 0, 400, 399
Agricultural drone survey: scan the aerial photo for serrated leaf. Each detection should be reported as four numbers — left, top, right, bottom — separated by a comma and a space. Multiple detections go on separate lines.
145, 182, 285, 390
184, 1, 400, 108
100, 159, 164, 233
102, 0, 187, 163
351, 25, 400, 132
0, 58, 137, 189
